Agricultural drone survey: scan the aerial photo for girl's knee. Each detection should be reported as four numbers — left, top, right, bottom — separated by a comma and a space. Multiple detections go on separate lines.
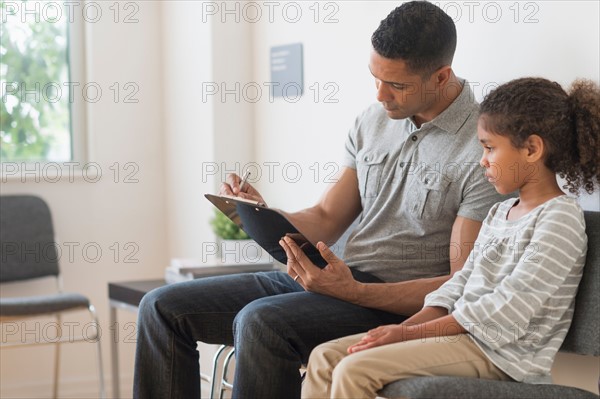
308, 341, 339, 364
332, 353, 371, 383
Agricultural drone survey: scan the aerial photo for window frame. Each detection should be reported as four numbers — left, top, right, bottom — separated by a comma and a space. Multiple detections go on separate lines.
1, 7, 88, 180
69, 14, 88, 166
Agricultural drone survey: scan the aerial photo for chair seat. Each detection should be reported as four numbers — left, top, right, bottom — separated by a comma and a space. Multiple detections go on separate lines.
0, 293, 90, 317
379, 376, 598, 399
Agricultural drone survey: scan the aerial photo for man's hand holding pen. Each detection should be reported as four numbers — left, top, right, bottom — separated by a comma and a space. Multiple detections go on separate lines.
220, 171, 267, 206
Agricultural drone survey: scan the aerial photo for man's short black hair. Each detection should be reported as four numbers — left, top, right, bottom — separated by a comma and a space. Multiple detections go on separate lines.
372, 1, 457, 77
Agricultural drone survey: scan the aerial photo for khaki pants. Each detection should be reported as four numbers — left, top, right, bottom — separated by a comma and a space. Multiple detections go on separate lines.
302, 333, 512, 399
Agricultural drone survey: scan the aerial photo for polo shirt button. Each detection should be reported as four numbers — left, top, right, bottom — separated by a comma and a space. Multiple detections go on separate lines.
411, 135, 418, 142
399, 162, 405, 167
364, 155, 370, 162
424, 178, 430, 184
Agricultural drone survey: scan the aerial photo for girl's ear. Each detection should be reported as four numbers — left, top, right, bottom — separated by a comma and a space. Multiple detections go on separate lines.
525, 134, 545, 162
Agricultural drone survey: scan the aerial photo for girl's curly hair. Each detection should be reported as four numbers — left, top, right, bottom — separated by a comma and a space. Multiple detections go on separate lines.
479, 78, 600, 194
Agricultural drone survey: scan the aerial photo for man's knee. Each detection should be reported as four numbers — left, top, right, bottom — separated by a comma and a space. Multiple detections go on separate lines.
138, 285, 177, 322
234, 301, 271, 342
138, 287, 160, 314
233, 299, 289, 347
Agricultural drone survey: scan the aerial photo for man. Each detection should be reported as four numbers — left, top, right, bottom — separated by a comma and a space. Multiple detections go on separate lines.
133, 2, 506, 398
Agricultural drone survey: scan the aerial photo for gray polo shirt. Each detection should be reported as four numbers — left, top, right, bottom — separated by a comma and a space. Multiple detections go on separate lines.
342, 81, 508, 282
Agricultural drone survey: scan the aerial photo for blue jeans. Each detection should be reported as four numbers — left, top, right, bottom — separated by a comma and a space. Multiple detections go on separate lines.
133, 270, 406, 399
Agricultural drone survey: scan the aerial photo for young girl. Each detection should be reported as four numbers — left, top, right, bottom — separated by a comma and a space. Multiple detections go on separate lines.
299, 78, 600, 398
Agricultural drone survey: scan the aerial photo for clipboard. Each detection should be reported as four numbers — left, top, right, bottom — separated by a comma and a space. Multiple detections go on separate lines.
205, 194, 328, 268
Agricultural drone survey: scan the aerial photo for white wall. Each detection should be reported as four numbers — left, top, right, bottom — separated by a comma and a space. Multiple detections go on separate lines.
1, 1, 598, 397
162, 1, 215, 260
162, 2, 256, 260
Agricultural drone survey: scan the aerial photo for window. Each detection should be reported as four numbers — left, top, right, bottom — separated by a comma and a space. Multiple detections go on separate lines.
1, 2, 86, 163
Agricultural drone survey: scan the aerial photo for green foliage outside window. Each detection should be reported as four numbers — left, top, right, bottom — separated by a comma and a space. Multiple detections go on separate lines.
1, 2, 72, 162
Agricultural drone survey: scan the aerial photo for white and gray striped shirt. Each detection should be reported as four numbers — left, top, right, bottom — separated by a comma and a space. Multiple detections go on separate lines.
424, 195, 587, 384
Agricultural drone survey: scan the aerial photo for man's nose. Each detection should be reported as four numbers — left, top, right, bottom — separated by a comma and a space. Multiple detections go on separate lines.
376, 81, 393, 103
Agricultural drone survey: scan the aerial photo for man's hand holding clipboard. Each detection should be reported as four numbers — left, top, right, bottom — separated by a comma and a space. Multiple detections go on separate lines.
208, 172, 330, 269
210, 172, 362, 302
278, 235, 360, 302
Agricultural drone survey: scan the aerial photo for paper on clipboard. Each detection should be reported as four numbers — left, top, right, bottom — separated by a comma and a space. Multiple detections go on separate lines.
204, 194, 328, 268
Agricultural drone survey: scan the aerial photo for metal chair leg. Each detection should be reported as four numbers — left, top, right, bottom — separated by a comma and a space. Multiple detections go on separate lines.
206, 347, 300, 398
89, 305, 106, 399
209, 345, 230, 399
219, 347, 236, 399
53, 314, 62, 399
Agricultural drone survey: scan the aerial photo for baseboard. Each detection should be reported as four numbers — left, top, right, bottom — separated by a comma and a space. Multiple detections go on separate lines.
0, 374, 133, 398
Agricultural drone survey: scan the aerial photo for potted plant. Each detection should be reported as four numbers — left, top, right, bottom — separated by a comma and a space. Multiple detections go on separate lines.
210, 208, 250, 240
210, 209, 269, 263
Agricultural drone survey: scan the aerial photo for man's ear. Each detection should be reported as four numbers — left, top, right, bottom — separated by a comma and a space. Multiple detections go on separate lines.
434, 66, 452, 86
524, 134, 545, 162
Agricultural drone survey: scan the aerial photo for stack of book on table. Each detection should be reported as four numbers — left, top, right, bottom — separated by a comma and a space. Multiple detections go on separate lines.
165, 258, 276, 284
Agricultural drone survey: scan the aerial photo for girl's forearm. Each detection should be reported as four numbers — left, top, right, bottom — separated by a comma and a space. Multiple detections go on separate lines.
403, 313, 467, 341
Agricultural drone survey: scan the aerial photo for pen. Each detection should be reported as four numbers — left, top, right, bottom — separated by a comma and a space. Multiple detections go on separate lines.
238, 170, 251, 193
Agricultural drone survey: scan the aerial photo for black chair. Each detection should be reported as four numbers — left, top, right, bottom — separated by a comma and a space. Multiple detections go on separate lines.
379, 211, 600, 399
0, 195, 105, 398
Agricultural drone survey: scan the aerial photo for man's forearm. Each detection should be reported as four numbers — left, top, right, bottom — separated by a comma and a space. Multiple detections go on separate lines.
283, 206, 345, 245
353, 274, 452, 316
282, 167, 363, 245
349, 216, 481, 316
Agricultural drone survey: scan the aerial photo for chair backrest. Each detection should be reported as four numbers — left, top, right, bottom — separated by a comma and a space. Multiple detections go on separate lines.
0, 195, 60, 283
560, 211, 600, 356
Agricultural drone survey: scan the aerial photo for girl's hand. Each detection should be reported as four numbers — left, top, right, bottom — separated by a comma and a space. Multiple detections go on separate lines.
347, 324, 407, 353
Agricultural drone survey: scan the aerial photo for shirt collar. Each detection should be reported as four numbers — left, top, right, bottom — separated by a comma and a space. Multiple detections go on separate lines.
418, 79, 477, 135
